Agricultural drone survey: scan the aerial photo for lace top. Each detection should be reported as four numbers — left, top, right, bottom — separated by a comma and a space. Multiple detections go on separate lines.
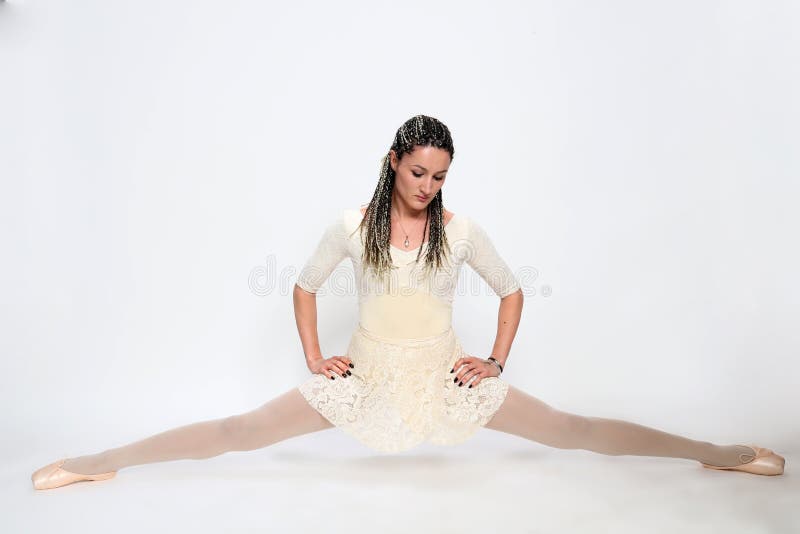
296, 208, 520, 339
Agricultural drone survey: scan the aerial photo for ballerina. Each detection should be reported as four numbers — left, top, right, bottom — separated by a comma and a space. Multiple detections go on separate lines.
32, 114, 784, 491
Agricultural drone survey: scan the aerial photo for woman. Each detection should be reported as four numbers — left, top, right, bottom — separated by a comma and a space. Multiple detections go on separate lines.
31, 115, 784, 490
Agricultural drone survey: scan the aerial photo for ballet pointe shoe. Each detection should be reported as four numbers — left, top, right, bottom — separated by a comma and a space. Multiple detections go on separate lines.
700, 445, 785, 476
31, 458, 117, 490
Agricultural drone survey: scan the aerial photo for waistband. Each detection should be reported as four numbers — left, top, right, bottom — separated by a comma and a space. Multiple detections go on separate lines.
356, 323, 454, 348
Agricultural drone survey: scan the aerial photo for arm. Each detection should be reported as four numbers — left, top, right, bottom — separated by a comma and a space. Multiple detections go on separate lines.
489, 288, 523, 368
453, 217, 523, 384
469, 217, 524, 368
293, 213, 350, 371
293, 284, 324, 368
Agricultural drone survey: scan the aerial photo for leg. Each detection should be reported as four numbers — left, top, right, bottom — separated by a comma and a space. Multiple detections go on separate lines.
485, 385, 755, 467
62, 387, 333, 474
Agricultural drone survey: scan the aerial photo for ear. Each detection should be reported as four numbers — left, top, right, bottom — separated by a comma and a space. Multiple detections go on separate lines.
389, 150, 398, 172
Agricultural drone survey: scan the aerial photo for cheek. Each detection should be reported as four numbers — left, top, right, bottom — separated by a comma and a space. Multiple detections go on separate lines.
396, 173, 413, 189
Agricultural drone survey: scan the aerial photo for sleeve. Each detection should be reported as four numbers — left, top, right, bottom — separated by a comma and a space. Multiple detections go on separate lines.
295, 212, 351, 294
464, 217, 521, 298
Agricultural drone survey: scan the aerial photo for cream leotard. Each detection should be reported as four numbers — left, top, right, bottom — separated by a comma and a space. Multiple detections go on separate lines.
296, 207, 521, 453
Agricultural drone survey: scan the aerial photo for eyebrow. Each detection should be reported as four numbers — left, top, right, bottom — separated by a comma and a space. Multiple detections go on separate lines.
411, 164, 448, 173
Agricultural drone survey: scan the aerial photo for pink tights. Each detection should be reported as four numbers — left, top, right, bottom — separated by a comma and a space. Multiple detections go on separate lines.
58, 384, 753, 475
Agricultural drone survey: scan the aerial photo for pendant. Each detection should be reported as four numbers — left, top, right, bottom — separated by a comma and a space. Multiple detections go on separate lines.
404, 236, 410, 248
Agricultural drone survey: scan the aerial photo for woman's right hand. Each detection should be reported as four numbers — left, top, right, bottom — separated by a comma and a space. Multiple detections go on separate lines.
308, 355, 354, 380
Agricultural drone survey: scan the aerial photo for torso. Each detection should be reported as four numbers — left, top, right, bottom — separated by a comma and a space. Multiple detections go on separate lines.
359, 205, 456, 251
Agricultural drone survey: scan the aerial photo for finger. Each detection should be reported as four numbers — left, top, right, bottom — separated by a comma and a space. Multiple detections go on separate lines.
466, 369, 486, 388
451, 357, 475, 375
455, 365, 478, 386
469, 370, 485, 388
456, 362, 476, 381
334, 356, 355, 370
452, 363, 467, 383
333, 360, 351, 377
325, 365, 337, 380
450, 354, 472, 374
337, 358, 353, 375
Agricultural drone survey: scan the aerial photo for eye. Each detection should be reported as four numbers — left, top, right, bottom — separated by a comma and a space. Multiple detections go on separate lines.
412, 171, 445, 181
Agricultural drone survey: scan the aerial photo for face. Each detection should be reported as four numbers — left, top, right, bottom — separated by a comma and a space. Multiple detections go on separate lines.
389, 145, 451, 213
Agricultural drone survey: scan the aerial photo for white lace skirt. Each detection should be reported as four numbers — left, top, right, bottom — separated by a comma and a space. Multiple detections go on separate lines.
297, 324, 510, 453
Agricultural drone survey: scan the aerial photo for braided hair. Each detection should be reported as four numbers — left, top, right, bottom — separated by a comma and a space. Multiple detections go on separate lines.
353, 114, 456, 284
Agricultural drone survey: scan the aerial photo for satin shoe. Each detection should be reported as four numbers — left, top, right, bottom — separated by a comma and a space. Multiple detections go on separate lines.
32, 458, 117, 490
700, 445, 785, 476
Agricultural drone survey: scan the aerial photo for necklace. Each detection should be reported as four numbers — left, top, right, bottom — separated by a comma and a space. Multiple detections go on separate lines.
393, 206, 425, 249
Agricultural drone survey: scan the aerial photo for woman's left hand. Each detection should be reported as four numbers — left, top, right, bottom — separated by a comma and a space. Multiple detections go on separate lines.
450, 355, 499, 388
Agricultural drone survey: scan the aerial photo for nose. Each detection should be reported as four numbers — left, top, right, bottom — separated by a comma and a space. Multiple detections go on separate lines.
420, 178, 434, 195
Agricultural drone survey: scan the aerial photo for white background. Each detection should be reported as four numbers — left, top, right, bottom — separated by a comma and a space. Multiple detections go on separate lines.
2, 0, 798, 530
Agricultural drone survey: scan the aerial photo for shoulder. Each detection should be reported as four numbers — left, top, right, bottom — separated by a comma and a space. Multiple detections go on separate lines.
332, 207, 369, 238
345, 207, 366, 231
309, 209, 350, 239
456, 214, 499, 245
448, 209, 476, 228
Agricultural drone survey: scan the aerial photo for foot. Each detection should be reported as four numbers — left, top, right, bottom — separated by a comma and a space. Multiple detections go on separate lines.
700, 445, 757, 468
31, 457, 117, 490
61, 454, 115, 475
700, 444, 785, 476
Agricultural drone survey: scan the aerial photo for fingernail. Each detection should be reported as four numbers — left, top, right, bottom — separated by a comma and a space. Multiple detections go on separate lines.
349, 363, 354, 368
346, 370, 351, 375
468, 385, 472, 388
458, 382, 463, 387
450, 368, 454, 373
453, 377, 458, 383
330, 376, 335, 380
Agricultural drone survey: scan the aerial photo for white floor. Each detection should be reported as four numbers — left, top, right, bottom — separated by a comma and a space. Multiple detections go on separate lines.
7, 430, 797, 534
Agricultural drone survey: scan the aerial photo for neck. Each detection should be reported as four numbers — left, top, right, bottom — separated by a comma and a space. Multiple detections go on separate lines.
391, 191, 428, 221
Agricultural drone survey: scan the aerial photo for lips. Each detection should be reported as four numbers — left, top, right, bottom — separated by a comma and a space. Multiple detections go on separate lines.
415, 195, 427, 201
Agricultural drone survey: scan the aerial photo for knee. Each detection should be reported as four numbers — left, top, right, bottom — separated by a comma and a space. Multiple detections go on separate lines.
219, 415, 247, 447
549, 410, 592, 449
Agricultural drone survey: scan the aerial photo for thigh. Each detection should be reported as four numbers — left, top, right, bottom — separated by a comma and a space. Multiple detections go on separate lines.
232, 387, 335, 446
485, 384, 589, 445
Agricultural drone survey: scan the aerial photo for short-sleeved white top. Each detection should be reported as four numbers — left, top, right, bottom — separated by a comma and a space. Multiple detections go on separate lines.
296, 208, 520, 339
